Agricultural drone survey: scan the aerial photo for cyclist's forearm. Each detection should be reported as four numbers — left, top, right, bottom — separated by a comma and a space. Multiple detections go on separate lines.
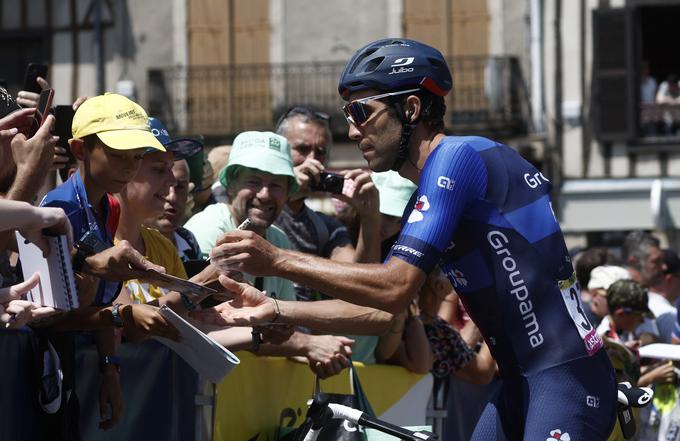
273, 250, 423, 314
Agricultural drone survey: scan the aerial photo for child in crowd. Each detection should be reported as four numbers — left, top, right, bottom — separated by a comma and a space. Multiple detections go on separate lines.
40, 93, 179, 431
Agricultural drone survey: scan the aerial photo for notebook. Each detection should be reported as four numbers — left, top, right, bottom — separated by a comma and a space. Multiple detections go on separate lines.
153, 305, 240, 383
16, 232, 79, 310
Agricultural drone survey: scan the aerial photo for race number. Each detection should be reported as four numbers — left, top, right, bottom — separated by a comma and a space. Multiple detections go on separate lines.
558, 273, 603, 356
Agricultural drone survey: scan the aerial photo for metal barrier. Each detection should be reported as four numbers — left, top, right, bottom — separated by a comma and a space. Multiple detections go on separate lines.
148, 55, 528, 140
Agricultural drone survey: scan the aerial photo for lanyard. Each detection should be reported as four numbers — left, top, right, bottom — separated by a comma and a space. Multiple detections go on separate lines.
71, 175, 108, 241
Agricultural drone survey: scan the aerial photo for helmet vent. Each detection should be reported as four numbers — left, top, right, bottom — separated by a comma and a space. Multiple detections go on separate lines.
364, 57, 384, 73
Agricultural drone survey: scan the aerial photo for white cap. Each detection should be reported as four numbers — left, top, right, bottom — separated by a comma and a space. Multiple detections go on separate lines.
587, 265, 630, 292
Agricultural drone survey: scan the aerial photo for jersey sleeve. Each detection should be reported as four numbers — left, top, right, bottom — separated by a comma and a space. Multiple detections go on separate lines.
388, 142, 487, 274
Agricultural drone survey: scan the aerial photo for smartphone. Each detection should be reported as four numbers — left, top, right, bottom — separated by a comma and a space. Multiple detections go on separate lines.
29, 89, 54, 136
22, 63, 48, 94
311, 171, 345, 194
54, 105, 75, 149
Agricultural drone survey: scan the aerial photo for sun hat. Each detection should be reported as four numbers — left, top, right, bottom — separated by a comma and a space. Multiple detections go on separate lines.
218, 131, 297, 193
587, 265, 630, 292
71, 93, 164, 151
372, 170, 417, 218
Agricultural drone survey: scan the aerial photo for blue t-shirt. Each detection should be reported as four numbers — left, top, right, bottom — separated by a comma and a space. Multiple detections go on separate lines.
41, 171, 119, 305
388, 136, 603, 377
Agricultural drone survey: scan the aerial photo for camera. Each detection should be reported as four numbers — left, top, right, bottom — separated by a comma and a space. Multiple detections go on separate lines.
311, 172, 345, 194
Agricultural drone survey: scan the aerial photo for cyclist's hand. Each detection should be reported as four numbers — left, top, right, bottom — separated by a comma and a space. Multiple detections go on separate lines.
210, 230, 280, 277
190, 275, 276, 326
303, 334, 354, 379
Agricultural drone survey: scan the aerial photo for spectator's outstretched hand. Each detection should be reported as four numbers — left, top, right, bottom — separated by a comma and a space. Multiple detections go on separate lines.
0, 108, 34, 149
121, 304, 181, 342
11, 114, 58, 177
16, 76, 49, 108
190, 274, 277, 326
304, 334, 354, 379
18, 206, 73, 257
0, 273, 59, 328
82, 240, 166, 281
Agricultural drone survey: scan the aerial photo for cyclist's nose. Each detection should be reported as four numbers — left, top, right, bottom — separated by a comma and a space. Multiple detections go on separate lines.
348, 123, 362, 141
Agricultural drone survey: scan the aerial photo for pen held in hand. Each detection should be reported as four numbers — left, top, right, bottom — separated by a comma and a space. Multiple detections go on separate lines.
208, 218, 252, 263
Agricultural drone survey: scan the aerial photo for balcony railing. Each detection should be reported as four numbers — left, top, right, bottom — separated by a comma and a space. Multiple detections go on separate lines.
148, 55, 528, 140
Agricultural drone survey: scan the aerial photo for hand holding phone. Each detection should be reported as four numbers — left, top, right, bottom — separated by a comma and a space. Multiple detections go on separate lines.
22, 63, 48, 94
29, 89, 54, 137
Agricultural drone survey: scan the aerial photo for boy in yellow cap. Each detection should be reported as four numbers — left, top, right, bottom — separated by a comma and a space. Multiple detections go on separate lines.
39, 93, 176, 432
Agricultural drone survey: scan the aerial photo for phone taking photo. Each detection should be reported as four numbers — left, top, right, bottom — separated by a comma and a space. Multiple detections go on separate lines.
54, 105, 75, 149
29, 89, 54, 137
22, 63, 48, 94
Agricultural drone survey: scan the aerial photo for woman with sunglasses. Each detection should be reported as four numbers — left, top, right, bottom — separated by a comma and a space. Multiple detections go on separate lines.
202, 38, 618, 440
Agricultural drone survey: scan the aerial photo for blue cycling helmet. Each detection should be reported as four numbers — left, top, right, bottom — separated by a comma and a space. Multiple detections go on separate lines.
338, 38, 452, 99
339, 39, 452, 172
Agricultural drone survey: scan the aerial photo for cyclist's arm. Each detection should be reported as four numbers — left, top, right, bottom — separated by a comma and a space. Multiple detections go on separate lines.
274, 252, 426, 314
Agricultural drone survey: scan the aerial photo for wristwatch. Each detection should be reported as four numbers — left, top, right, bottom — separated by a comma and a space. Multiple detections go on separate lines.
99, 355, 121, 373
73, 231, 111, 272
111, 303, 124, 328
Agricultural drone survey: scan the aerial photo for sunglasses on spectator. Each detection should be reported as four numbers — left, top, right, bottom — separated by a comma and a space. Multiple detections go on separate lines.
342, 88, 420, 126
275, 106, 330, 131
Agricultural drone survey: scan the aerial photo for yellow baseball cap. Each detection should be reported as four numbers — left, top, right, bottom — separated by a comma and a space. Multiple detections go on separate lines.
71, 93, 165, 151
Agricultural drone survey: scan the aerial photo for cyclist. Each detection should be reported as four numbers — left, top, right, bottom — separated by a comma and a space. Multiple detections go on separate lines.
199, 38, 617, 440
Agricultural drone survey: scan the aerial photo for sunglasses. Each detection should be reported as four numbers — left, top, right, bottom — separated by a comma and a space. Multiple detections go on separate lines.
342, 88, 420, 126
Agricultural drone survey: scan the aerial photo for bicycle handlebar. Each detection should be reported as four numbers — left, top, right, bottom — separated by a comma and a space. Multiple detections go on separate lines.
301, 395, 437, 441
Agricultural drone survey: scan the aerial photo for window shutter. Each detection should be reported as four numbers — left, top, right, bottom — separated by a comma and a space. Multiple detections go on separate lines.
591, 8, 634, 141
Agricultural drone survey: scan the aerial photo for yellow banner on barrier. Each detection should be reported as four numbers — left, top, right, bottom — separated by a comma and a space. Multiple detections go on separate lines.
214, 352, 428, 441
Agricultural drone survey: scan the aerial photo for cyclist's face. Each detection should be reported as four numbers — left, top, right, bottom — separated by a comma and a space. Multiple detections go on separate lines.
346, 89, 402, 172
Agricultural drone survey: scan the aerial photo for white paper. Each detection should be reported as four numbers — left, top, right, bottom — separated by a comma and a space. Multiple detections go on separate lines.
638, 343, 680, 361
16, 232, 78, 310
153, 305, 240, 383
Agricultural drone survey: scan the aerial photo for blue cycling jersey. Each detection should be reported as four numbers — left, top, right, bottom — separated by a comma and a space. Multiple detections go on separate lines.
389, 136, 603, 377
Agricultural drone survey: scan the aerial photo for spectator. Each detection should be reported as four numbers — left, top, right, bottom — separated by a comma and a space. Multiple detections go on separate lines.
272, 106, 384, 364
656, 74, 680, 104
622, 231, 664, 342
185, 131, 355, 378
588, 265, 630, 327
143, 118, 204, 264
184, 131, 297, 300
645, 249, 680, 343
574, 246, 619, 326
39, 93, 179, 434
372, 171, 430, 372
641, 61, 657, 104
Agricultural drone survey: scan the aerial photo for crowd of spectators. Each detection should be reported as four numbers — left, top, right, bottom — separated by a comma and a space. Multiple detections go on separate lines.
0, 75, 496, 440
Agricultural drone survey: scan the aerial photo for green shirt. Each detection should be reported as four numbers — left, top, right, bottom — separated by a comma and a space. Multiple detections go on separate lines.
184, 203, 296, 301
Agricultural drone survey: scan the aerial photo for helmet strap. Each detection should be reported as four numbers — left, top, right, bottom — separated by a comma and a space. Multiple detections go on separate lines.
390, 101, 417, 172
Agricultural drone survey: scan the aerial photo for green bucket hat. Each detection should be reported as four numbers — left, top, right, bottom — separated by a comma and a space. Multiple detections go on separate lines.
372, 170, 417, 218
218, 131, 298, 194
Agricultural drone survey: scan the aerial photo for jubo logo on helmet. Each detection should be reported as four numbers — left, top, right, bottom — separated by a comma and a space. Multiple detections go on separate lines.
389, 57, 415, 75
